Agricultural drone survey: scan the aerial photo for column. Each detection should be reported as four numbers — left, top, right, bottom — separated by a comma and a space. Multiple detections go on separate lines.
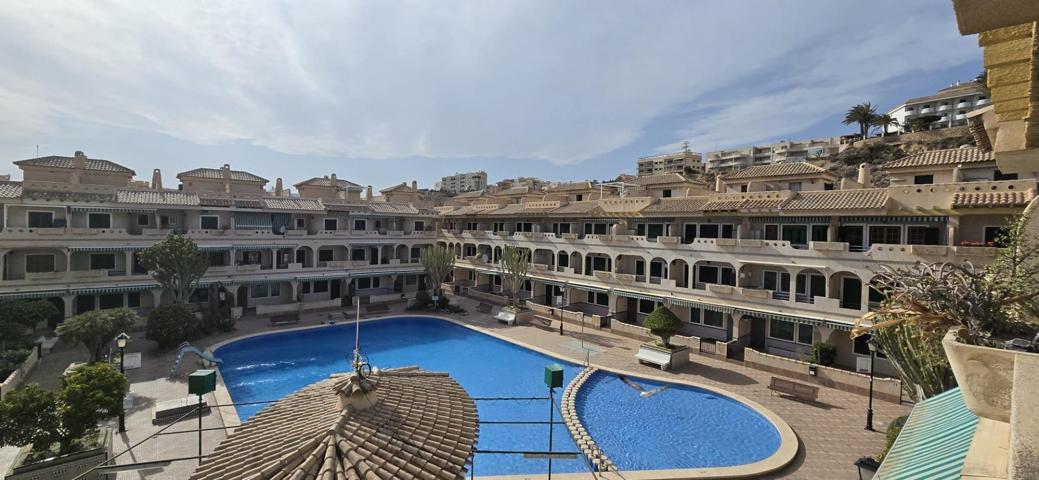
290, 280, 299, 302
828, 217, 839, 242
61, 294, 75, 319
150, 289, 163, 309
787, 267, 802, 305
124, 250, 134, 276
861, 280, 873, 312
0, 249, 7, 281
947, 217, 959, 245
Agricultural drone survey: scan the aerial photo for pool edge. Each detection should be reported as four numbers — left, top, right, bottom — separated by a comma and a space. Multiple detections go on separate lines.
207, 314, 799, 479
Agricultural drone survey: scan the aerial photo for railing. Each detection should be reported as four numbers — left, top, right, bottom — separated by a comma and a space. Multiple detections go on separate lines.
794, 293, 815, 304
772, 291, 790, 301
699, 339, 717, 355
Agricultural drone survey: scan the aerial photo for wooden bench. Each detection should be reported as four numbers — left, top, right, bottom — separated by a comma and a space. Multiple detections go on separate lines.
364, 303, 390, 316
269, 313, 300, 326
768, 376, 819, 403
475, 303, 493, 314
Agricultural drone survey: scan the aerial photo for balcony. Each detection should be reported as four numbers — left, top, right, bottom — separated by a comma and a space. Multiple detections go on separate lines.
920, 107, 933, 114
976, 98, 989, 106
956, 101, 970, 108
938, 104, 950, 111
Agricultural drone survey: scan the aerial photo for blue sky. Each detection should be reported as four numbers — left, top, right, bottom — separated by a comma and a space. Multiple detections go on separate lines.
0, 1, 980, 190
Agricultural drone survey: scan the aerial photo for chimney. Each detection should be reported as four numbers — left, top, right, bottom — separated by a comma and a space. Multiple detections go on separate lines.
857, 163, 871, 186
275, 178, 284, 195
714, 176, 724, 193
330, 173, 337, 186
411, 180, 417, 191
335, 374, 379, 412
221, 164, 231, 180
366, 185, 373, 201
952, 164, 963, 183
151, 169, 163, 189
72, 151, 87, 169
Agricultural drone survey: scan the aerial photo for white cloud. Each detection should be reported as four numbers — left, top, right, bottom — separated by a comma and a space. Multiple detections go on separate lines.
0, 0, 977, 166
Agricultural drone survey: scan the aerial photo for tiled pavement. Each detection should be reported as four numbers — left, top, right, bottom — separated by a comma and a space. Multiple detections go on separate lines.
5, 299, 909, 479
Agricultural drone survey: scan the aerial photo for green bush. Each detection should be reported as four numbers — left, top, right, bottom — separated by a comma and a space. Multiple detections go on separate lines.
56, 308, 138, 362
878, 415, 909, 461
643, 306, 682, 348
810, 342, 837, 366
411, 290, 432, 309
146, 304, 200, 350
0, 363, 127, 456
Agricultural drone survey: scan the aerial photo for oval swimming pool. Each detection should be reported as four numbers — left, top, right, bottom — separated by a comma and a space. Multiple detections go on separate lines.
214, 316, 782, 476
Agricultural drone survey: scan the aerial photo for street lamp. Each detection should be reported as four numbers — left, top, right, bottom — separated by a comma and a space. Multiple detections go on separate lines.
115, 332, 130, 433
865, 336, 878, 432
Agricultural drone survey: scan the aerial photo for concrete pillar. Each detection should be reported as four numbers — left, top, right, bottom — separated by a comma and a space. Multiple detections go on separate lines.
861, 280, 872, 312
828, 217, 839, 242
124, 250, 134, 275
290, 280, 299, 301
947, 217, 960, 245
150, 289, 163, 309
787, 267, 802, 304
0, 249, 7, 281
61, 294, 75, 319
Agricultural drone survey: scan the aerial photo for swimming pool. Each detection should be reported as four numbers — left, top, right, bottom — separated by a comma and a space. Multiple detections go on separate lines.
215, 316, 783, 476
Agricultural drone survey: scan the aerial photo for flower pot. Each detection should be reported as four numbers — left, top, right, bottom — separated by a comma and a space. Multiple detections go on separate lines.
942, 330, 1039, 422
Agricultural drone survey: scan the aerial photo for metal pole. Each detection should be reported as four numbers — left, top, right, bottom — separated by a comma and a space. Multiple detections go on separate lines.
547, 386, 554, 480
865, 351, 875, 431
118, 345, 126, 433
198, 394, 203, 464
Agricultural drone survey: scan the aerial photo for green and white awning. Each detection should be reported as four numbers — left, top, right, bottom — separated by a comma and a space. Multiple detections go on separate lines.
749, 216, 830, 224
234, 213, 273, 229
71, 206, 156, 214
69, 246, 148, 252
70, 284, 159, 295
613, 289, 664, 303
0, 289, 68, 299
567, 283, 608, 294
874, 388, 977, 480
233, 244, 296, 251
295, 272, 351, 281
197, 245, 233, 251
667, 297, 735, 313
840, 216, 947, 224
536, 278, 568, 288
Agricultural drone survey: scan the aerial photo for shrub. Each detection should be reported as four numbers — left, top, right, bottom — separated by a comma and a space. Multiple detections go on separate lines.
810, 342, 837, 366
0, 363, 127, 456
412, 290, 432, 309
146, 304, 200, 350
0, 299, 60, 352
878, 415, 909, 461
56, 308, 138, 362
643, 306, 682, 348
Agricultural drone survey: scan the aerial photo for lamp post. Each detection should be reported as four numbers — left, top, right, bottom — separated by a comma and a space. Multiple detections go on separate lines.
865, 336, 878, 432
115, 332, 130, 433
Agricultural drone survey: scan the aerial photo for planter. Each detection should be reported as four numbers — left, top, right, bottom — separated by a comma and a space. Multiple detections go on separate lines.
635, 344, 689, 371
943, 330, 1039, 422
7, 428, 112, 480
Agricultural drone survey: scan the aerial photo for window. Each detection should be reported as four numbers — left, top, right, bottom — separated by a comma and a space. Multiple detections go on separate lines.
811, 225, 829, 242
207, 251, 225, 266
88, 213, 111, 229
240, 251, 261, 265
587, 256, 609, 273
405, 275, 417, 285
410, 247, 421, 260
414, 221, 425, 231
251, 284, 269, 298
764, 224, 779, 240
703, 310, 725, 328
324, 218, 338, 231
913, 174, 934, 185
302, 282, 311, 294
552, 223, 572, 235
721, 224, 735, 239
662, 189, 672, 198
994, 170, 1018, 181
28, 211, 54, 228
586, 291, 608, 306
698, 265, 719, 284
869, 225, 901, 246
907, 226, 941, 245
516, 222, 533, 232
318, 249, 334, 262
768, 318, 795, 342
353, 219, 367, 231
584, 223, 608, 235
351, 249, 366, 261
357, 278, 372, 289
689, 307, 701, 323
984, 226, 1009, 247
638, 299, 657, 314
25, 254, 55, 273
296, 218, 306, 229
90, 254, 116, 270
788, 182, 802, 192
824, 183, 835, 191
699, 224, 719, 238
137, 214, 150, 226
853, 334, 888, 358
781, 225, 808, 246
127, 292, 141, 308
466, 222, 479, 231
200, 215, 219, 230
797, 324, 814, 345
740, 185, 748, 193
313, 280, 329, 293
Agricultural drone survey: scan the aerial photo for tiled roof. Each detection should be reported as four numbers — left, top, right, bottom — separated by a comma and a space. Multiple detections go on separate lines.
442, 205, 487, 217
882, 147, 994, 169
631, 173, 702, 186
722, 162, 833, 180
115, 189, 200, 206
197, 195, 234, 207
783, 189, 889, 211
485, 203, 527, 216
641, 196, 710, 214
14, 155, 135, 174
178, 167, 268, 183
233, 198, 265, 209
741, 198, 786, 210
0, 181, 23, 199
902, 82, 985, 105
494, 186, 533, 196
191, 368, 477, 480
952, 190, 1032, 208
549, 201, 602, 215
21, 190, 115, 202
380, 183, 415, 193
295, 177, 362, 189
452, 190, 486, 199
368, 202, 419, 215
263, 197, 325, 212
546, 181, 595, 192
701, 199, 746, 212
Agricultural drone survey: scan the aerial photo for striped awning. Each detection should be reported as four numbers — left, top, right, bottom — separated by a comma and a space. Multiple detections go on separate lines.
71, 206, 156, 214
840, 215, 947, 224
537, 278, 568, 288
0, 289, 68, 299
198, 245, 233, 252
667, 297, 735, 313
69, 284, 159, 295
69, 246, 148, 252
749, 216, 830, 224
234, 213, 273, 229
567, 283, 608, 294
349, 241, 396, 246
874, 388, 977, 480
233, 244, 296, 251
295, 272, 351, 281
235, 277, 288, 286
613, 289, 665, 303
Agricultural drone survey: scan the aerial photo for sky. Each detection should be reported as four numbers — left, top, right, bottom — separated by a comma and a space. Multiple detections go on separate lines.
0, 1, 981, 190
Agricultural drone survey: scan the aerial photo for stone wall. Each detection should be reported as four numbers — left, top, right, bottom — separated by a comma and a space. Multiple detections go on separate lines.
609, 321, 703, 353
848, 126, 971, 149
744, 348, 903, 403
0, 347, 40, 399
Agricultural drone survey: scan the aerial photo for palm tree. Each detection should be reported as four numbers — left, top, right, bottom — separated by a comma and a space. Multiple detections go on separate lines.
843, 102, 878, 140
871, 114, 900, 137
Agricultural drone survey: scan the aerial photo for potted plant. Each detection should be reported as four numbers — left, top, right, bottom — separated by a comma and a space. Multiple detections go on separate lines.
636, 306, 689, 370
855, 214, 1039, 420
1, 363, 128, 479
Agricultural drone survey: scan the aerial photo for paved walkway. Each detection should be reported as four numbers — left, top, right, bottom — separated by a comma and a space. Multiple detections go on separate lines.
5, 299, 908, 479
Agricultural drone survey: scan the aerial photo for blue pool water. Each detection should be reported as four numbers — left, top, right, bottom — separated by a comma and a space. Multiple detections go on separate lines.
216, 316, 780, 475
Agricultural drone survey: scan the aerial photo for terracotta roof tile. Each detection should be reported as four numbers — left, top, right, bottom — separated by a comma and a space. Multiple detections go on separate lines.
782, 189, 889, 211
178, 167, 268, 183
14, 155, 135, 174
451, 190, 486, 199
641, 196, 710, 214
368, 202, 419, 215
631, 173, 703, 186
296, 177, 363, 189
952, 190, 1032, 208
882, 147, 993, 169
191, 368, 477, 480
263, 197, 325, 211
546, 181, 597, 192
494, 186, 533, 196
115, 189, 200, 206
721, 162, 833, 180
485, 203, 526, 216
0, 181, 23, 199
548, 201, 601, 215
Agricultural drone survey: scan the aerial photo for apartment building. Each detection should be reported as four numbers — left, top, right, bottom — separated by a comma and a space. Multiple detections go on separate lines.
435, 146, 1031, 375
440, 171, 487, 193
886, 81, 989, 133
705, 137, 840, 174
0, 151, 436, 320
636, 149, 704, 177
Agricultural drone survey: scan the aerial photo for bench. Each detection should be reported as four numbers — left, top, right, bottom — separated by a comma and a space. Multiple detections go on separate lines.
475, 303, 493, 314
269, 313, 300, 326
364, 303, 390, 316
495, 310, 516, 325
768, 376, 819, 403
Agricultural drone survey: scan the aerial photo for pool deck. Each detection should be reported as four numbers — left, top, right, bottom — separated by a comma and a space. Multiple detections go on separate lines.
3, 297, 909, 479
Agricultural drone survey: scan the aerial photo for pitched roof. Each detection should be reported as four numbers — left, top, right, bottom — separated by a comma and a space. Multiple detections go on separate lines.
368, 202, 420, 215
546, 181, 596, 192
451, 190, 486, 199
902, 82, 986, 106
952, 190, 1032, 208
783, 189, 889, 211
263, 197, 325, 212
549, 201, 602, 215
882, 147, 994, 170
721, 162, 834, 180
191, 368, 478, 480
0, 181, 23, 199
631, 173, 703, 186
641, 196, 710, 214
295, 177, 363, 189
380, 183, 415, 193
15, 155, 135, 174
115, 189, 201, 206
178, 167, 267, 183
494, 186, 534, 196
